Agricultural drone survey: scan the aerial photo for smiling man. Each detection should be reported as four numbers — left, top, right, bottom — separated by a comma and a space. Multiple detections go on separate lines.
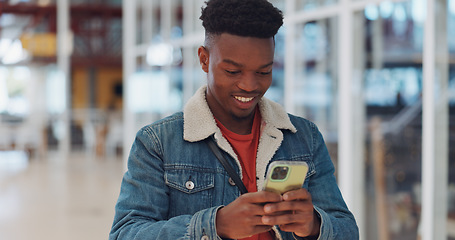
110, 0, 358, 240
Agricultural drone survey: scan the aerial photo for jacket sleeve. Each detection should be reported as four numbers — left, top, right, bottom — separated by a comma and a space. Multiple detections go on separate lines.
306, 123, 359, 240
109, 128, 222, 240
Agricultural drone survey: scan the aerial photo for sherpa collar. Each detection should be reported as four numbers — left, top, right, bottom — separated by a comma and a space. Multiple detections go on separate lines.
183, 85, 296, 142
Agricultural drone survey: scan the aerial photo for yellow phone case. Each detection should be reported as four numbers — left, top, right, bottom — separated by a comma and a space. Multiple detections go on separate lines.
263, 161, 309, 195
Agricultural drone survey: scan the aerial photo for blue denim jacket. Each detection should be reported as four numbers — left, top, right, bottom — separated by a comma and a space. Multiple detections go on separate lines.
110, 86, 358, 240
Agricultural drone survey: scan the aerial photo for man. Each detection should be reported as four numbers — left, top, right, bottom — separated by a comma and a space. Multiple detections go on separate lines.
110, 0, 358, 239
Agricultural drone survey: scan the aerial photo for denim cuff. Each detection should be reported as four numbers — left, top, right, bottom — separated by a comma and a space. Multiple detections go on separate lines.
313, 205, 333, 239
188, 205, 224, 240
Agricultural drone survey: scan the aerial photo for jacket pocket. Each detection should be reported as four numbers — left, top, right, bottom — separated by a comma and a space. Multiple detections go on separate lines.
165, 168, 215, 193
164, 166, 216, 217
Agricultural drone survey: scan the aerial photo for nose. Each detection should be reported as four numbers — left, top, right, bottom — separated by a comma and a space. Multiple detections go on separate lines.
237, 73, 259, 92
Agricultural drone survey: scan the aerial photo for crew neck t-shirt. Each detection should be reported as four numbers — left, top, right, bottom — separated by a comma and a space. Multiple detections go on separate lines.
215, 109, 274, 240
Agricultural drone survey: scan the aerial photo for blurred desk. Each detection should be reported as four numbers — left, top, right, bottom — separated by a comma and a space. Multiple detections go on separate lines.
72, 109, 122, 158
0, 115, 47, 158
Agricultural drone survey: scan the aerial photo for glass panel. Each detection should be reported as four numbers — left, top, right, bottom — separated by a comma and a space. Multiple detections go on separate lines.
71, 0, 121, 6
360, 1, 424, 239
0, 0, 120, 5
265, 28, 285, 105
0, 66, 31, 117
189, 46, 206, 93
171, 0, 183, 40
136, 0, 160, 45
194, 0, 206, 33
0, 65, 58, 154
169, 63, 184, 113
269, 0, 286, 14
178, 45, 206, 105
448, 0, 455, 237
296, 0, 338, 11
293, 17, 339, 163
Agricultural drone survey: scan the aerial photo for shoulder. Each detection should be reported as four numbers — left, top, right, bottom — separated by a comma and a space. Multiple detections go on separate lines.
284, 114, 326, 149
151, 112, 183, 126
287, 114, 318, 133
131, 112, 184, 154
138, 112, 184, 137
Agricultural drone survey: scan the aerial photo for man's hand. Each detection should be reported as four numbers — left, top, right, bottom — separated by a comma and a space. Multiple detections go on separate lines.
261, 188, 321, 238
215, 191, 282, 239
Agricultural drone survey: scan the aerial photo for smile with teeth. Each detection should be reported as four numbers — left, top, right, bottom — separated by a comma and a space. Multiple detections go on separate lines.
234, 96, 254, 103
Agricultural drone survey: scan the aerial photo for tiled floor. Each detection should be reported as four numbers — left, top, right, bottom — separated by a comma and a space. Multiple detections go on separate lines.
0, 151, 125, 240
2, 150, 454, 240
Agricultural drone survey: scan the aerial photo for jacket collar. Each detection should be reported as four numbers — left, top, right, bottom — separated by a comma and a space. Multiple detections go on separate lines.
183, 85, 296, 142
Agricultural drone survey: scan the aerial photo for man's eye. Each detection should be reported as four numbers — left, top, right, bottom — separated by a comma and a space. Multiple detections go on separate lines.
226, 70, 240, 75
258, 71, 272, 75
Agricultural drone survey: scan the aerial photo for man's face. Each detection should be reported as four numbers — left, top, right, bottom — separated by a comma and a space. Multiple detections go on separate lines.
198, 33, 274, 126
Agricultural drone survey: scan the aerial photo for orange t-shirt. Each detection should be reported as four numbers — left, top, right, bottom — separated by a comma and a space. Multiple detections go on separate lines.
216, 109, 274, 240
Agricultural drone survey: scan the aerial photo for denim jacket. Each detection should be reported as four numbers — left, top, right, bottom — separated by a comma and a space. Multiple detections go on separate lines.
110, 86, 358, 240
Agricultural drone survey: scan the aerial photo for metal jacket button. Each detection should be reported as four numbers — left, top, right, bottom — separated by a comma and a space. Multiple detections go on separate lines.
228, 177, 236, 186
185, 180, 195, 190
201, 236, 209, 240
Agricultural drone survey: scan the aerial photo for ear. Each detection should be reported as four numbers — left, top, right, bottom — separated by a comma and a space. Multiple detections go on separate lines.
198, 46, 209, 73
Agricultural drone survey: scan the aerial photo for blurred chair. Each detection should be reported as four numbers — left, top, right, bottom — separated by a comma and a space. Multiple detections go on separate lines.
14, 112, 47, 158
105, 110, 123, 158
0, 125, 14, 150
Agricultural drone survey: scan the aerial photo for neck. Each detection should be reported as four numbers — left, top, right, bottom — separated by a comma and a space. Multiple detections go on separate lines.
216, 108, 257, 135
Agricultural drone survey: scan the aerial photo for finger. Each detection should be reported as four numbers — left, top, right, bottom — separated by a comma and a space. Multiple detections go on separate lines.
253, 224, 275, 234
241, 191, 283, 204
244, 215, 275, 235
229, 199, 271, 216
263, 205, 317, 225
282, 188, 311, 201
216, 208, 274, 238
263, 200, 312, 214
254, 223, 276, 235
262, 210, 319, 237
261, 211, 305, 226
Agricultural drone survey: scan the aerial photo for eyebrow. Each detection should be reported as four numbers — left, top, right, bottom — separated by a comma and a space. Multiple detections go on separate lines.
222, 59, 274, 69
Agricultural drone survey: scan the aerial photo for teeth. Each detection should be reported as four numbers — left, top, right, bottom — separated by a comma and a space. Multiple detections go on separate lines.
235, 96, 254, 103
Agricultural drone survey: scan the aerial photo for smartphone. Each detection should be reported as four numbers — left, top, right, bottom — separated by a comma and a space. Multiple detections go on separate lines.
263, 161, 309, 195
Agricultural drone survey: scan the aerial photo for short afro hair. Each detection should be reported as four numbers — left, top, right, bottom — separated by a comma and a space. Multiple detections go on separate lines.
200, 0, 283, 39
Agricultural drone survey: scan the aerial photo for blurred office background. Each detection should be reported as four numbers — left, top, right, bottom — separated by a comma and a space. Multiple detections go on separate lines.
0, 0, 454, 239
